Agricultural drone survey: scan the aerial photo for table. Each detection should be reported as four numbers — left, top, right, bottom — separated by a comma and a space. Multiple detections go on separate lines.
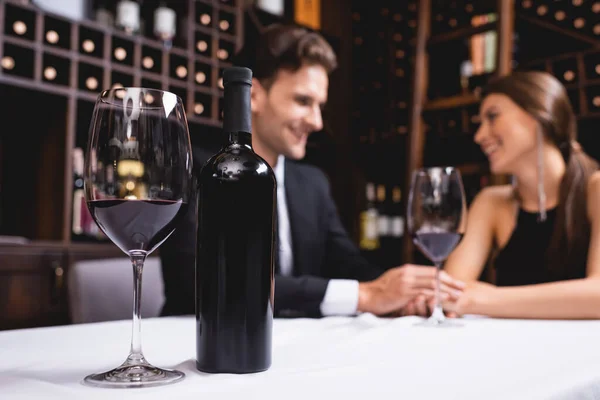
2, 315, 600, 399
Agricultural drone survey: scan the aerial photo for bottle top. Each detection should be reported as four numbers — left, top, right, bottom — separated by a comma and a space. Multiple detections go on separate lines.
366, 183, 375, 201
376, 184, 386, 202
223, 67, 252, 86
222, 67, 253, 133
392, 187, 401, 203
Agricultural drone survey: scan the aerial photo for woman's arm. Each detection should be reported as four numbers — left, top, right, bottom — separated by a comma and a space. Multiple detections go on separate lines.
443, 186, 504, 281
446, 173, 600, 320
453, 279, 600, 319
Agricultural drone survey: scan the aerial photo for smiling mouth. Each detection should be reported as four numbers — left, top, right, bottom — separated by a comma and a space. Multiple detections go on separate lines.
483, 144, 499, 158
289, 128, 308, 141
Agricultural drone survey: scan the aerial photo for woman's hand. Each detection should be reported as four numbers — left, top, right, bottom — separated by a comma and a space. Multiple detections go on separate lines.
441, 281, 497, 317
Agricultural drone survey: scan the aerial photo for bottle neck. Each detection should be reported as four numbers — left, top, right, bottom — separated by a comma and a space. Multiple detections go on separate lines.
226, 131, 252, 149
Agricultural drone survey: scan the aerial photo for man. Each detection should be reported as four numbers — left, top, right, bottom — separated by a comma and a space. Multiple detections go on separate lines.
160, 24, 464, 318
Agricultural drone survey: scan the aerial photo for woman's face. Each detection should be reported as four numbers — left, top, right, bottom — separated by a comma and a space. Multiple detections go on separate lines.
474, 93, 539, 175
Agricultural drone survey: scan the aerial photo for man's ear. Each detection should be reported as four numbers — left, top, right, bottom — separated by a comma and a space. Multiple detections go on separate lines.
251, 77, 266, 114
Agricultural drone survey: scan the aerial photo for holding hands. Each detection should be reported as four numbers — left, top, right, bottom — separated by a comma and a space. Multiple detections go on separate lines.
357, 264, 465, 316
401, 279, 497, 318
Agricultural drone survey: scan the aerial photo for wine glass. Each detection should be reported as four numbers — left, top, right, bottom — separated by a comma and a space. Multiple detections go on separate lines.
407, 167, 467, 327
83, 87, 192, 387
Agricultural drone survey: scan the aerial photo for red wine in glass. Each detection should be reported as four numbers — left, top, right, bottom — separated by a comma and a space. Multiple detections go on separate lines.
407, 167, 467, 327
83, 87, 192, 388
88, 199, 187, 253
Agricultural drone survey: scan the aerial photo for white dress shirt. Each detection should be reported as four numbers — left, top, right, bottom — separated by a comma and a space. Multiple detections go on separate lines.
273, 155, 359, 316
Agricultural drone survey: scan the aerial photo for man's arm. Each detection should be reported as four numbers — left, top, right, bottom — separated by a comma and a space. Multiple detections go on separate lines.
274, 275, 329, 317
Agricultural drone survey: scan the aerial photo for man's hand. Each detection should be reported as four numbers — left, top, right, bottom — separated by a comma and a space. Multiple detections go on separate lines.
357, 264, 465, 316
401, 294, 430, 317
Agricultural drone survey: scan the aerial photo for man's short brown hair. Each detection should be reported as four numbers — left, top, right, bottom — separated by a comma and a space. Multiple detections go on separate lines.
233, 23, 337, 88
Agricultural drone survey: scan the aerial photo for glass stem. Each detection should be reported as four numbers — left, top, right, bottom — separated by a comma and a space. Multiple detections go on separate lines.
431, 262, 445, 322
128, 252, 146, 364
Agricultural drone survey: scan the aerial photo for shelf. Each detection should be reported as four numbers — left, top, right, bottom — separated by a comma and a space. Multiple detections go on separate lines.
139, 69, 162, 83
217, 3, 238, 14
456, 162, 487, 176
0, 73, 96, 102
2, 33, 35, 51
195, 24, 214, 36
427, 21, 498, 46
424, 92, 480, 111
518, 51, 600, 89
195, 0, 237, 11
516, 12, 600, 47
579, 112, 600, 120
194, 84, 216, 96
0, 1, 241, 125
218, 31, 237, 43
0, 0, 243, 247
521, 48, 599, 67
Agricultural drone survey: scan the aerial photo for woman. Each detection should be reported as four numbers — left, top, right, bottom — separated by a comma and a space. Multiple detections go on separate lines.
406, 71, 600, 319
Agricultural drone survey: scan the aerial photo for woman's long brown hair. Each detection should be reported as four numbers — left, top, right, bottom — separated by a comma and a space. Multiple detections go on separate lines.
483, 71, 598, 280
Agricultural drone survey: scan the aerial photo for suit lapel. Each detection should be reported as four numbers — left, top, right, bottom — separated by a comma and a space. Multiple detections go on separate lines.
284, 160, 312, 276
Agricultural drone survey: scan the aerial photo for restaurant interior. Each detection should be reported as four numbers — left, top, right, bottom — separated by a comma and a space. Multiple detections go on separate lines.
1, 0, 600, 396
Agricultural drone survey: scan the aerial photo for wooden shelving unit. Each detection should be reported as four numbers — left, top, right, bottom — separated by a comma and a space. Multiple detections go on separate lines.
423, 92, 480, 111
0, 0, 244, 330
0, 0, 243, 242
403, 0, 515, 262
427, 20, 498, 46
519, 47, 600, 118
350, 0, 418, 268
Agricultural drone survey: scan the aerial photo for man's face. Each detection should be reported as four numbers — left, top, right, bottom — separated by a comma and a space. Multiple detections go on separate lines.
251, 63, 329, 161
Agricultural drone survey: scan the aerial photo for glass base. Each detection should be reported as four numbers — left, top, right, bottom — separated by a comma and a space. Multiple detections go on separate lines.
83, 359, 185, 388
414, 315, 462, 328
414, 306, 462, 328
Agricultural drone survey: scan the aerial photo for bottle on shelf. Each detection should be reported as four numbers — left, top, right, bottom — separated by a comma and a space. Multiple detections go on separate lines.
377, 184, 395, 267
1, 44, 34, 79
153, 2, 176, 50
141, 45, 162, 74
94, 0, 114, 27
78, 62, 102, 92
390, 186, 404, 239
460, 60, 473, 94
43, 16, 70, 50
256, 0, 284, 16
115, 0, 141, 35
195, 67, 275, 374
467, 12, 497, 95
376, 184, 390, 243
359, 182, 380, 251
5, 3, 35, 42
72, 148, 105, 241
72, 148, 85, 237
79, 26, 104, 58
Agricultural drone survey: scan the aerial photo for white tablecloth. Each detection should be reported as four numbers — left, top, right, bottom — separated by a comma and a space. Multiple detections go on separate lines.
2, 315, 600, 399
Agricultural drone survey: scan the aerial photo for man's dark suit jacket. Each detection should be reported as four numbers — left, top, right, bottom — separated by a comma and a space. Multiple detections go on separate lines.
159, 146, 383, 318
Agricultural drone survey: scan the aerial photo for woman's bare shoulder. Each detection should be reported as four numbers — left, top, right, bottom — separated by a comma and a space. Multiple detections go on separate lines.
474, 184, 514, 208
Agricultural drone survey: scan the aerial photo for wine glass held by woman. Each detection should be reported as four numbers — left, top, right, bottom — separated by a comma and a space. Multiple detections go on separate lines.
404, 71, 600, 320
405, 167, 467, 327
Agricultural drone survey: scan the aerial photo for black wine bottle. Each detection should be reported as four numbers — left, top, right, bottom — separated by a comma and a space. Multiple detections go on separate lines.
195, 67, 276, 374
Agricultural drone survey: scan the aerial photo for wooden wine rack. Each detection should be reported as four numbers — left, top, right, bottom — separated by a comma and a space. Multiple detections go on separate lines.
0, 0, 243, 243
